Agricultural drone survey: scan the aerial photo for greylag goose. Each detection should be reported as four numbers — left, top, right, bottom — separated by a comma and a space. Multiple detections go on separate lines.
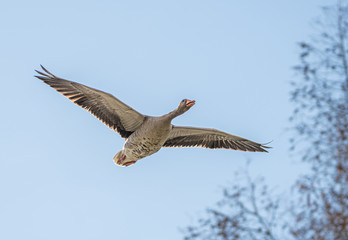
35, 66, 269, 167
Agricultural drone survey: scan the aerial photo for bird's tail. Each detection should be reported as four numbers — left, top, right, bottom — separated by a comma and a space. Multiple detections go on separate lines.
113, 151, 136, 167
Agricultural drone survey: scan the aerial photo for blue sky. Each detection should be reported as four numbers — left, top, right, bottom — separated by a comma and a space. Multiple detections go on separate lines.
0, 0, 334, 239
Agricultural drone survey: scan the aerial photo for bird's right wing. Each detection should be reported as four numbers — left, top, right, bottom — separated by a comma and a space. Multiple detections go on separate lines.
35, 65, 145, 138
163, 125, 269, 152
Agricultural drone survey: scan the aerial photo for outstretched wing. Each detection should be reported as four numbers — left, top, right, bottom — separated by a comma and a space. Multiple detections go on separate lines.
35, 65, 145, 138
163, 125, 269, 152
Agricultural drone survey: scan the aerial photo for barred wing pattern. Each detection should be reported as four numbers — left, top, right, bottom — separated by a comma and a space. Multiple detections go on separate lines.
163, 126, 269, 152
35, 66, 145, 138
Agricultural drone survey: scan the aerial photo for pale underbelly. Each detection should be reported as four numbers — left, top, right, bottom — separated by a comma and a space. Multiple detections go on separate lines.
124, 138, 165, 160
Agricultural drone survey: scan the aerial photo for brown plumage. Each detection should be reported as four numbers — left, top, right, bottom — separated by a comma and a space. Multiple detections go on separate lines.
36, 65, 269, 167
163, 126, 267, 152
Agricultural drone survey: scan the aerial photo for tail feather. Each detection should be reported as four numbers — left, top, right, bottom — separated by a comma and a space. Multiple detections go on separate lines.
113, 151, 137, 167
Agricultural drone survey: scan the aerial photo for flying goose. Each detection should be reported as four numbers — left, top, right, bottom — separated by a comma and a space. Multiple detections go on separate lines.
35, 66, 269, 167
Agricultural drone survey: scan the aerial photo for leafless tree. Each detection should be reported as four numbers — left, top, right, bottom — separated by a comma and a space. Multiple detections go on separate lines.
183, 164, 284, 240
290, 2, 348, 239
183, 2, 348, 240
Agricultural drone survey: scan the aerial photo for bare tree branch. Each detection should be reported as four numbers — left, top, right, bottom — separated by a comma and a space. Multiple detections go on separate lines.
183, 163, 283, 240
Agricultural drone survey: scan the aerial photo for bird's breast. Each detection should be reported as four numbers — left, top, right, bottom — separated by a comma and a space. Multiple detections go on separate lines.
124, 137, 164, 159
123, 122, 171, 160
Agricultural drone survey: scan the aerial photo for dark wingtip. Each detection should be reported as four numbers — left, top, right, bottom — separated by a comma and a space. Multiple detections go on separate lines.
35, 65, 57, 78
35, 75, 47, 81
262, 140, 273, 147
34, 69, 50, 79
260, 141, 272, 152
40, 64, 48, 72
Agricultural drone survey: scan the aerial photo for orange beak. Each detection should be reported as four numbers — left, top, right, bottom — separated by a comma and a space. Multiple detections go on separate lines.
186, 99, 195, 107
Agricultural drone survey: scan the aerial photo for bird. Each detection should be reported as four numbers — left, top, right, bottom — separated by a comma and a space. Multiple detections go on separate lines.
35, 65, 269, 167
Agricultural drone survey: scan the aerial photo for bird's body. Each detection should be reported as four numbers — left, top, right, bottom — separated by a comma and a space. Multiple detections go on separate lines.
36, 66, 269, 167
120, 116, 172, 165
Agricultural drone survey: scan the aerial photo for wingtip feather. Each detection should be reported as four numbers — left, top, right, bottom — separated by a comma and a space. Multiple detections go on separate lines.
35, 70, 51, 78
259, 144, 271, 153
36, 65, 57, 78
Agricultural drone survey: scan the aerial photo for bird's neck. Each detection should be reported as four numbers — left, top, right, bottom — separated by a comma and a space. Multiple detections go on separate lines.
166, 108, 183, 120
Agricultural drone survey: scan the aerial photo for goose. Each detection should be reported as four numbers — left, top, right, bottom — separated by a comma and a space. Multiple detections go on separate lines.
35, 65, 269, 167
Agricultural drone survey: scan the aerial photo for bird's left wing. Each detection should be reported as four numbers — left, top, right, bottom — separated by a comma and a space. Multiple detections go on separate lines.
163, 125, 269, 152
35, 65, 145, 138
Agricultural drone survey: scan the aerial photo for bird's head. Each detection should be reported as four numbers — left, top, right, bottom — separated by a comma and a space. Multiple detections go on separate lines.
177, 99, 195, 114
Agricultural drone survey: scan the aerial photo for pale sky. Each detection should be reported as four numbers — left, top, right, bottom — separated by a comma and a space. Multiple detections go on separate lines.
0, 0, 334, 239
